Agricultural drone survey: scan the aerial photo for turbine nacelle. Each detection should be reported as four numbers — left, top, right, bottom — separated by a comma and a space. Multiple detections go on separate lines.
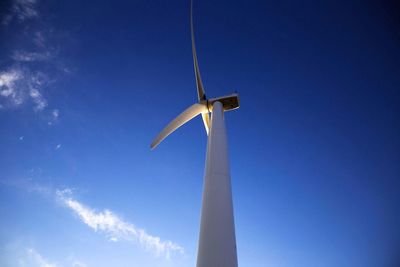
204, 93, 240, 112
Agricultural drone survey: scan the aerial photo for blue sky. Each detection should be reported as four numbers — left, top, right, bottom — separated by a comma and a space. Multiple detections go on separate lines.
0, 0, 399, 266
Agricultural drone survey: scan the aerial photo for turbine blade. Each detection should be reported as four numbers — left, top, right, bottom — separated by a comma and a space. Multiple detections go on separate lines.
201, 113, 210, 135
151, 103, 208, 149
191, 0, 206, 101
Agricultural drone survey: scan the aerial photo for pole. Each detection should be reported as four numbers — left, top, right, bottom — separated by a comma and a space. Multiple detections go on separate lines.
196, 101, 238, 267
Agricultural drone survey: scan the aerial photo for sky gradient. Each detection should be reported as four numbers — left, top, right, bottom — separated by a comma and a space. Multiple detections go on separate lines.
1, 0, 399, 267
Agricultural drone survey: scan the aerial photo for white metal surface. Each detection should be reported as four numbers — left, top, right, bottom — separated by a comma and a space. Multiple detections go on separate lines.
196, 101, 238, 267
191, 0, 206, 102
150, 103, 208, 149
152, 3, 240, 265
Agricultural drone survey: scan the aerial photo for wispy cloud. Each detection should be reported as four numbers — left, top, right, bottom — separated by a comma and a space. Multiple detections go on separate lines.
10, 247, 88, 267
11, 50, 53, 62
0, 69, 24, 106
56, 189, 184, 258
26, 248, 59, 267
71, 261, 87, 267
33, 31, 46, 47
0, 180, 183, 259
2, 0, 39, 25
1, 0, 68, 119
48, 109, 60, 125
52, 109, 59, 119
30, 88, 47, 111
0, 68, 48, 111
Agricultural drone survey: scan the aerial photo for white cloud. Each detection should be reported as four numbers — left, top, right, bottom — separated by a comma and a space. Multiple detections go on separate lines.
1, 0, 65, 117
30, 88, 47, 111
56, 189, 184, 258
26, 248, 59, 267
2, 182, 183, 260
48, 109, 59, 125
52, 109, 59, 119
1, 1, 50, 109
1, 243, 89, 267
11, 50, 53, 62
0, 69, 21, 89
71, 261, 87, 267
0, 69, 24, 106
2, 0, 39, 25
33, 31, 46, 47
0, 68, 49, 111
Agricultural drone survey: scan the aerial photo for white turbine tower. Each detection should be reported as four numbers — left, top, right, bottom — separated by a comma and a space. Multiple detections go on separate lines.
151, 2, 239, 266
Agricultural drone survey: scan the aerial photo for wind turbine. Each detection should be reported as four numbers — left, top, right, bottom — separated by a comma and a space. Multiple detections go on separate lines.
150, 1, 239, 266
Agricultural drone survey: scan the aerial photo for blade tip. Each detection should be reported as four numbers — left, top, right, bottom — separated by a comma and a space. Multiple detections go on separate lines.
150, 141, 158, 150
